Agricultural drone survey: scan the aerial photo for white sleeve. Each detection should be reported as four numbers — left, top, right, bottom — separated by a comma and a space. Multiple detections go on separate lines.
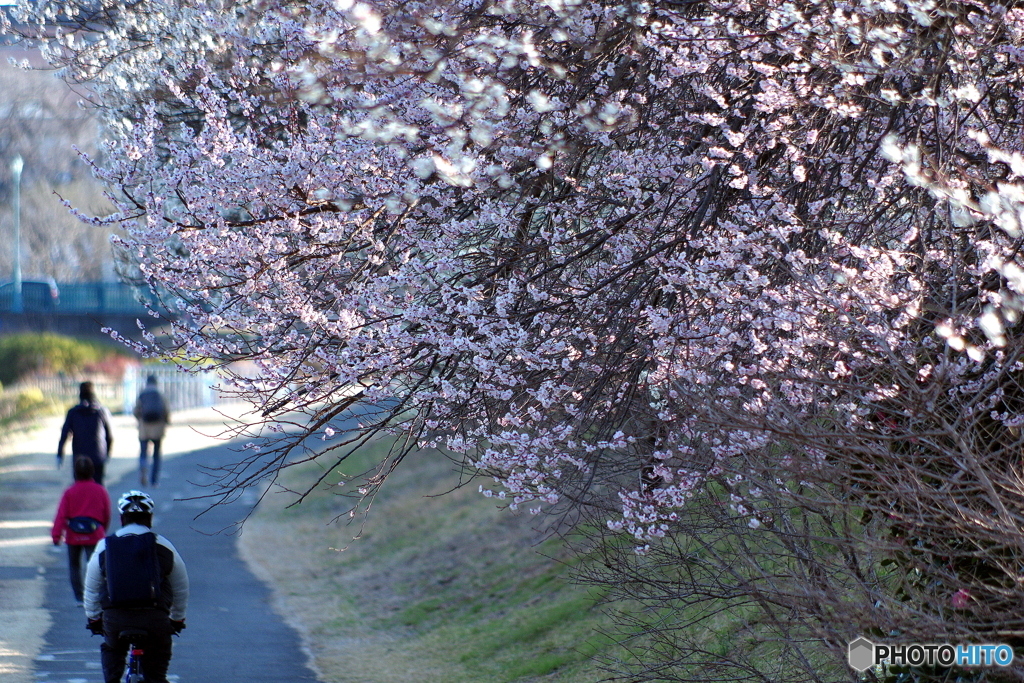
83, 539, 106, 620
159, 535, 189, 621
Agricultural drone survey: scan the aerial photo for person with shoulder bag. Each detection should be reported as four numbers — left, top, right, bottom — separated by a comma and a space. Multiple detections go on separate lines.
84, 491, 188, 683
51, 457, 111, 605
133, 375, 170, 487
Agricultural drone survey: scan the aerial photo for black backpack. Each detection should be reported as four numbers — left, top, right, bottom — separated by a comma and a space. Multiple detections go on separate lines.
137, 391, 165, 423
104, 533, 163, 609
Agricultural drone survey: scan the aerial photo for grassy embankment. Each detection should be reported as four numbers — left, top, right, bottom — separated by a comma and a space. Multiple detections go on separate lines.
238, 436, 844, 682
241, 436, 628, 683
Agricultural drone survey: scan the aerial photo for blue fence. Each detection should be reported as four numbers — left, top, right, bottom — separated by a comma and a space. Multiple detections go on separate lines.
56, 282, 157, 315
0, 281, 163, 315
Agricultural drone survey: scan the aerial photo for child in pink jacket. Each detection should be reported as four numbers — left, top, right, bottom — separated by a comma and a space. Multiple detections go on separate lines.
52, 457, 111, 604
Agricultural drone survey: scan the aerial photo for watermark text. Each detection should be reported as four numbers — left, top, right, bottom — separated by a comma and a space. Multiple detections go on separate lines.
848, 637, 1014, 672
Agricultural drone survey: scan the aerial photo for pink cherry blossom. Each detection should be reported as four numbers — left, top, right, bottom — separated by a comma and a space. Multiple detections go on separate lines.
10, 0, 1024, 678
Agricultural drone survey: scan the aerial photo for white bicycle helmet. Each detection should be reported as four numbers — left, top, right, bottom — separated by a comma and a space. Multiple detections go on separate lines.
117, 490, 155, 514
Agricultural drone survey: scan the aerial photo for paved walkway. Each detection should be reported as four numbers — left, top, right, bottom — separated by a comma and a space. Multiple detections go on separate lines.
0, 403, 319, 683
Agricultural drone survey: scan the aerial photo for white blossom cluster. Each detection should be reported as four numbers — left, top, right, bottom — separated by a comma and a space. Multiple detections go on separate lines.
10, 0, 1024, 550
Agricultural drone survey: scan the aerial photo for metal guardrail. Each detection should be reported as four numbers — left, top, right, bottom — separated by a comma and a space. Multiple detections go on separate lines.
0, 281, 162, 315
55, 282, 156, 315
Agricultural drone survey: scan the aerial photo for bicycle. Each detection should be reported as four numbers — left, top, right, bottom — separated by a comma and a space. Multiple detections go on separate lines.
118, 628, 148, 683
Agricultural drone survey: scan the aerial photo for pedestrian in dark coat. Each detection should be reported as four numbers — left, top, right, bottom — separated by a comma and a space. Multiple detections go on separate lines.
57, 381, 114, 484
51, 457, 111, 604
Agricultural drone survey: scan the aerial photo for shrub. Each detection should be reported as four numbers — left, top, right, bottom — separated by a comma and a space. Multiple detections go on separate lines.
14, 387, 45, 413
0, 333, 129, 385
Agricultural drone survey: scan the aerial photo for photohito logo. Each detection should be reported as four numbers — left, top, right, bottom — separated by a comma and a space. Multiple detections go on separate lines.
848, 637, 1014, 672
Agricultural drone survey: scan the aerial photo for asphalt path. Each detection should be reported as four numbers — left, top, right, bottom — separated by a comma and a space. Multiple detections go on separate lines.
33, 440, 319, 683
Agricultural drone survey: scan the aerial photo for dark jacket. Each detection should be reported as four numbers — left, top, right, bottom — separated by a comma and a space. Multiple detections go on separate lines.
58, 400, 113, 462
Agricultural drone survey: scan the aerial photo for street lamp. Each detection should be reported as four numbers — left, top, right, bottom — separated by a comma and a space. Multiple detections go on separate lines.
10, 154, 22, 313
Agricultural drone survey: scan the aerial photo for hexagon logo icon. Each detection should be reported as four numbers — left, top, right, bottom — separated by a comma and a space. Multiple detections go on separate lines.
848, 637, 875, 672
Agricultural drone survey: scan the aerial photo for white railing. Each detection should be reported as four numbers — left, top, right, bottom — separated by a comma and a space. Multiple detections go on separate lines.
122, 364, 221, 414
14, 365, 226, 415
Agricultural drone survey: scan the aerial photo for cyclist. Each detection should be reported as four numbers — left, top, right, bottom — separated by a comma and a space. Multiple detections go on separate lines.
83, 491, 189, 683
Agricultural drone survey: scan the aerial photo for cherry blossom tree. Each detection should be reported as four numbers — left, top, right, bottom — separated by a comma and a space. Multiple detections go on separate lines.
10, 0, 1024, 679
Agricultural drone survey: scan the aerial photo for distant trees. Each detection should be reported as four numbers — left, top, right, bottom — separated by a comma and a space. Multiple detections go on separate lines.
0, 61, 119, 281
10, 0, 1024, 680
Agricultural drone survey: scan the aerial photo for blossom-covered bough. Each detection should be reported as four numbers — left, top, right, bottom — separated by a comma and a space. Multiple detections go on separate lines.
10, 0, 1024, 679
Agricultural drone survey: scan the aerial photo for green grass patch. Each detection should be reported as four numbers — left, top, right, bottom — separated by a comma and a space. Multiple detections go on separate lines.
246, 434, 847, 682
248, 436, 627, 683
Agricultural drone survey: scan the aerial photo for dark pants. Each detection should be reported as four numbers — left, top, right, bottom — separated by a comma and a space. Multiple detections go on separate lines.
76, 453, 106, 485
67, 544, 95, 602
139, 439, 163, 485
101, 609, 174, 683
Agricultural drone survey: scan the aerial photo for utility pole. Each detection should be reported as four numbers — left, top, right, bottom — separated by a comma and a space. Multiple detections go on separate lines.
10, 154, 23, 313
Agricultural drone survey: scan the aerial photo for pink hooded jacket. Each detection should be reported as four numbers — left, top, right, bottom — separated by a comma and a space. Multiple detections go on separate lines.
52, 480, 111, 546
